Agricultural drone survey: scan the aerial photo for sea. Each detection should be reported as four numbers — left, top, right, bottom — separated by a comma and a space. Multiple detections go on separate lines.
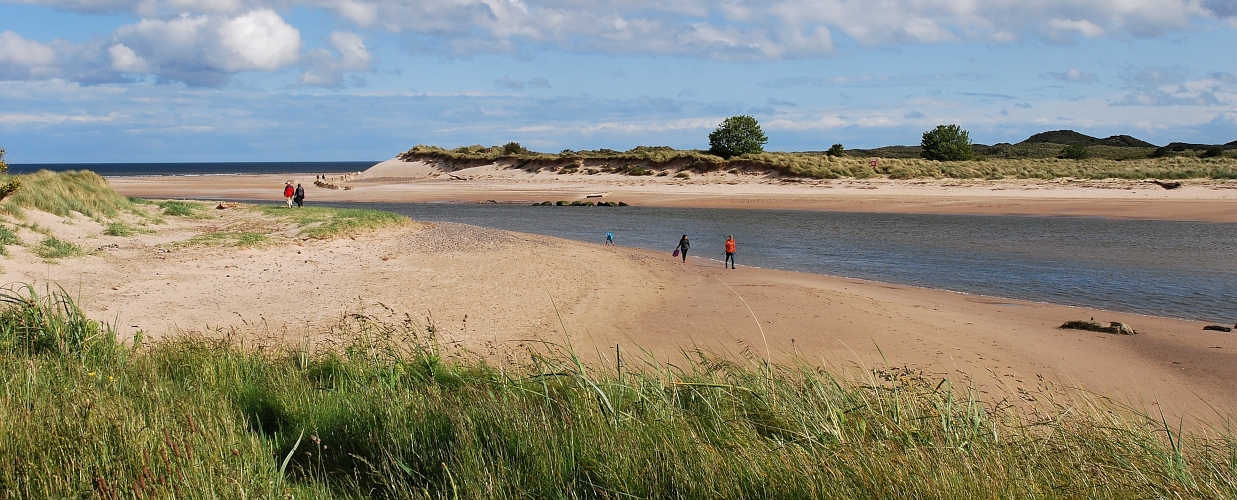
7, 161, 378, 177
13, 162, 1237, 323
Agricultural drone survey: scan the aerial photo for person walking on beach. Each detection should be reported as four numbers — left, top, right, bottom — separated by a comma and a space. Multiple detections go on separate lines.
724, 235, 736, 269
293, 183, 305, 208
283, 181, 295, 208
605, 232, 615, 246
676, 235, 690, 262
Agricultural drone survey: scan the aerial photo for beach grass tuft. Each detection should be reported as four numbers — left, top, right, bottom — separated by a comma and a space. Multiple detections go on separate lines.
0, 225, 19, 255
157, 200, 204, 217
1, 289, 1236, 498
185, 231, 269, 248
34, 236, 85, 259
256, 205, 409, 239
102, 221, 134, 237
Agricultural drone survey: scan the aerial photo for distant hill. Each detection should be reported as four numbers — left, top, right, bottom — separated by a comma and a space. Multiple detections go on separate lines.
1161, 142, 1237, 151
1019, 130, 1156, 148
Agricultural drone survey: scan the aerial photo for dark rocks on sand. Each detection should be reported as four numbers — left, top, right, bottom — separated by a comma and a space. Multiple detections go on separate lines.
1203, 325, 1233, 332
1059, 320, 1137, 335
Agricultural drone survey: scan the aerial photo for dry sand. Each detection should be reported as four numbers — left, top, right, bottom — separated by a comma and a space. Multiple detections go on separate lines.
5, 159, 1234, 423
109, 158, 1237, 222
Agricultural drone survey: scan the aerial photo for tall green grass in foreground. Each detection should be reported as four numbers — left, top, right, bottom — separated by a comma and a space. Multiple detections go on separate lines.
1, 285, 1235, 498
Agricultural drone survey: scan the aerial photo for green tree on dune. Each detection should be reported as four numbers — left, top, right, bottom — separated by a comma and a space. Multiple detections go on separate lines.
709, 115, 767, 159
920, 124, 974, 161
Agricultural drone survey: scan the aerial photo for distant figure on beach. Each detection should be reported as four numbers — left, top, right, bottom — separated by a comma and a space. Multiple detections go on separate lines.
293, 183, 305, 208
676, 235, 690, 262
605, 232, 615, 246
724, 235, 736, 269
283, 181, 294, 208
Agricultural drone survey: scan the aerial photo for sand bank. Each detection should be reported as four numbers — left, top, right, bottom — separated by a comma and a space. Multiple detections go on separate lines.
107, 159, 1237, 222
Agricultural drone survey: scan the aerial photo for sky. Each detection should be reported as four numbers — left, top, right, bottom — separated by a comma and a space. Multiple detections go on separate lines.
0, 1, 1235, 163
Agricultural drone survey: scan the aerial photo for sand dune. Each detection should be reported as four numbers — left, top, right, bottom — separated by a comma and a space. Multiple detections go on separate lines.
111, 158, 1237, 222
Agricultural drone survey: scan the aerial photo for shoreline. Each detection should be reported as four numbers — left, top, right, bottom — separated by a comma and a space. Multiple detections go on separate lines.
106, 161, 1237, 222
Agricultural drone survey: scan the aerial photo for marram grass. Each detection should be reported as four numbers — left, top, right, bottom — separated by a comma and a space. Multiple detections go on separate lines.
0, 170, 136, 219
399, 144, 1237, 180
1, 284, 1235, 498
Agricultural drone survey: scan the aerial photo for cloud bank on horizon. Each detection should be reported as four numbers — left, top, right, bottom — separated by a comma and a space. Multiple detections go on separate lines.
0, 0, 1234, 162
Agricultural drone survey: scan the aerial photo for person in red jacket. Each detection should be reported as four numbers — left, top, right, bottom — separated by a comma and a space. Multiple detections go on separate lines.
724, 235, 736, 269
283, 181, 294, 208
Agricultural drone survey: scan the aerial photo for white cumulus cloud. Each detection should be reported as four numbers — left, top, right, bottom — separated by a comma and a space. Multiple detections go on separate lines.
108, 44, 150, 73
111, 10, 301, 85
299, 31, 373, 88
0, 31, 59, 79
215, 10, 301, 72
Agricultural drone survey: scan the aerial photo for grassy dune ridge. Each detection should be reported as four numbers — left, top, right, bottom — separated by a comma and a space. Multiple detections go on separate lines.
0, 170, 410, 261
1, 284, 1236, 498
399, 144, 1237, 180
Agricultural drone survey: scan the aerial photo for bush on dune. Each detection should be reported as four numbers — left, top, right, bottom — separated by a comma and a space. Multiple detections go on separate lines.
1, 285, 1235, 498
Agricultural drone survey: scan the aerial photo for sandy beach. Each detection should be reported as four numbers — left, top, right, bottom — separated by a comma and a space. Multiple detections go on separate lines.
7, 159, 1235, 423
108, 159, 1237, 222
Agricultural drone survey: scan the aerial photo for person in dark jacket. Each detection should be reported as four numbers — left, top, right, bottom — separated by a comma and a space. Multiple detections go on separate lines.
677, 235, 690, 262
293, 183, 305, 208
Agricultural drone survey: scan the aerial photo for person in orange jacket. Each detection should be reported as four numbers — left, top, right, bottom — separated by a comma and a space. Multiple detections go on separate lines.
724, 234, 736, 269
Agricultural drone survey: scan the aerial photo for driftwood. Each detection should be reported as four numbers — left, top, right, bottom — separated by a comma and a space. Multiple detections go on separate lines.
1151, 180, 1182, 190
1059, 320, 1137, 335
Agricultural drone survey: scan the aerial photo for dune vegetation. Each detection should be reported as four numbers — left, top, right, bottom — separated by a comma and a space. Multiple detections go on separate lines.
1, 284, 1236, 498
0, 170, 410, 259
398, 143, 1237, 181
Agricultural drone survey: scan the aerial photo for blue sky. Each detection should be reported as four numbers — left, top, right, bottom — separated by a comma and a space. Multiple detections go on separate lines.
1, 0, 1235, 163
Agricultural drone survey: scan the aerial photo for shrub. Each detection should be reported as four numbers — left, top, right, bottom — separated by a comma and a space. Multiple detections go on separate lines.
0, 148, 18, 201
708, 115, 768, 159
921, 124, 975, 161
1203, 147, 1225, 158
1060, 143, 1090, 160
501, 142, 529, 155
827, 143, 845, 157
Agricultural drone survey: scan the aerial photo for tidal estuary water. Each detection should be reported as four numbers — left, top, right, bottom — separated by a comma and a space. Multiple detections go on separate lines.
321, 201, 1237, 324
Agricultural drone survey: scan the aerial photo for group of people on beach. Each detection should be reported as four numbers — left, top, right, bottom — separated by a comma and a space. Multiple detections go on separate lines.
608, 232, 738, 268
674, 234, 738, 268
283, 181, 305, 208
